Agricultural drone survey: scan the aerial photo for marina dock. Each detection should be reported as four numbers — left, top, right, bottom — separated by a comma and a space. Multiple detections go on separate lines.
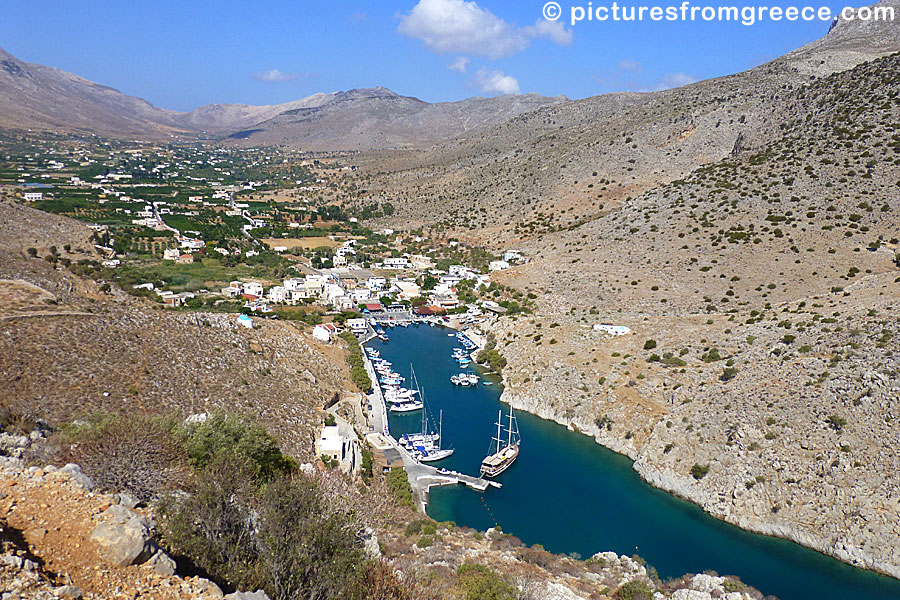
365, 430, 499, 511
359, 332, 497, 510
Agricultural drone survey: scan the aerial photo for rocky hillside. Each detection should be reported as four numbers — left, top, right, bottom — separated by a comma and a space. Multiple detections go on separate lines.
0, 47, 184, 138
224, 89, 567, 151
0, 47, 564, 149
0, 420, 769, 600
0, 199, 346, 458
470, 49, 900, 577
352, 1, 900, 238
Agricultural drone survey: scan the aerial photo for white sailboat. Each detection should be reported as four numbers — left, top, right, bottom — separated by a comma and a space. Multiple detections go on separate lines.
480, 406, 520, 478
413, 409, 454, 462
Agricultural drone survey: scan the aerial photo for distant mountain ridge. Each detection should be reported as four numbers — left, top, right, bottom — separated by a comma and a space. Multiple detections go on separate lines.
228, 89, 569, 150
0, 47, 565, 149
0, 0, 896, 149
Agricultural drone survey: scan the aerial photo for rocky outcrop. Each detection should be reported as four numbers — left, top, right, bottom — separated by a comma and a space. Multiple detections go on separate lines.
90, 505, 156, 568
0, 457, 223, 599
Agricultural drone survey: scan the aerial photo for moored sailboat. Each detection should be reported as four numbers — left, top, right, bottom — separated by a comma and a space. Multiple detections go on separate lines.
480, 406, 520, 478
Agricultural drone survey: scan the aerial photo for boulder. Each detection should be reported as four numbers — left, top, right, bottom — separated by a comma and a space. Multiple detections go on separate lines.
90, 507, 154, 567
673, 590, 712, 600
145, 549, 176, 576
360, 526, 381, 558
0, 433, 30, 458
117, 492, 140, 509
54, 585, 83, 599
224, 591, 271, 600
690, 573, 725, 593
58, 464, 93, 490
193, 578, 224, 598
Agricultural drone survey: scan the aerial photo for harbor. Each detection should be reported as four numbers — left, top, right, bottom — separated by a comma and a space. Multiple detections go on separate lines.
364, 323, 900, 600
359, 321, 499, 507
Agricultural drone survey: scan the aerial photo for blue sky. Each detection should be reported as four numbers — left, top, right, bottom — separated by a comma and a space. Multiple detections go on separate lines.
0, 0, 867, 110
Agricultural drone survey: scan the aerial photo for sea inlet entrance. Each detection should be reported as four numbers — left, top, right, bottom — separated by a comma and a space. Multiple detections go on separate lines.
367, 324, 900, 600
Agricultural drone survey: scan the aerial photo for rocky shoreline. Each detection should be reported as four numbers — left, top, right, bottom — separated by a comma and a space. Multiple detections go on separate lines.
482, 313, 900, 583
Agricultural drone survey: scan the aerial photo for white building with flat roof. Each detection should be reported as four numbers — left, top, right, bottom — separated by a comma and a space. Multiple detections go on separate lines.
383, 257, 410, 269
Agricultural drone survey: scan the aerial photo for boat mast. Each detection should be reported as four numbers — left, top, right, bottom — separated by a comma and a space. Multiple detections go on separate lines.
421, 387, 427, 435
507, 408, 513, 447
495, 409, 502, 452
438, 410, 443, 450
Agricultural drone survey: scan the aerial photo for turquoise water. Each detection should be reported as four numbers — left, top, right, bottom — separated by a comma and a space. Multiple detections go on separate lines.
368, 325, 900, 600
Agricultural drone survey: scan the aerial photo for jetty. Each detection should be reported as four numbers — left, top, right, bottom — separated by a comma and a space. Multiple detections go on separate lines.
359, 336, 497, 511
366, 430, 499, 511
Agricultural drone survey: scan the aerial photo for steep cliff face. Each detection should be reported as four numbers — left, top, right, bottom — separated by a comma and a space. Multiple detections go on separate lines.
470, 50, 900, 577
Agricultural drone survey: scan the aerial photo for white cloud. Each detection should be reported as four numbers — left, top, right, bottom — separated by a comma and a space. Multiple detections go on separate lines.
448, 56, 470, 73
398, 0, 572, 59
475, 68, 520, 95
618, 59, 643, 73
648, 72, 697, 91
252, 69, 298, 83
592, 63, 697, 94
523, 18, 574, 46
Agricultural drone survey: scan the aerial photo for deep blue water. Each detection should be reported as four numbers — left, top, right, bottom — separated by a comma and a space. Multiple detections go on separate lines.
368, 325, 900, 600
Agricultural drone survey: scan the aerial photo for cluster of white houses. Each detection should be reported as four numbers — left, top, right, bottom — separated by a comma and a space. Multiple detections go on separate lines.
218, 261, 493, 314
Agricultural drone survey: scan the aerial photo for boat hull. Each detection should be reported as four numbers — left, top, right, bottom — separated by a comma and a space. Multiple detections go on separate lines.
480, 444, 519, 478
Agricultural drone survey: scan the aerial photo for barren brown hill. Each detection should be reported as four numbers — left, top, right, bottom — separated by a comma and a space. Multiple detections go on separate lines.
0, 199, 346, 458
0, 47, 565, 150
224, 88, 568, 151
351, 1, 900, 239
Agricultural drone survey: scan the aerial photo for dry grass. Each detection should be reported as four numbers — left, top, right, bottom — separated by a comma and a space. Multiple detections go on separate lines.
261, 236, 340, 250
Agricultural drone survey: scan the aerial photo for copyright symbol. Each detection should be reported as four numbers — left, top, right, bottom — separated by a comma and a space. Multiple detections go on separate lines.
543, 1, 562, 20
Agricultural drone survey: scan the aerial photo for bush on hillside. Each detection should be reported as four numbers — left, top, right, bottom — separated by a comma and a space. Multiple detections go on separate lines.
177, 412, 296, 482
66, 413, 191, 502
453, 564, 518, 600
386, 467, 414, 508
160, 454, 376, 600
616, 579, 654, 600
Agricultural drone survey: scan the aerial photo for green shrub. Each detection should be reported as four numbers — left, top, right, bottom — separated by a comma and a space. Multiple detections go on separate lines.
340, 332, 372, 392
360, 443, 374, 480
177, 412, 295, 482
477, 349, 507, 373
616, 579, 654, 600
404, 519, 427, 536
691, 463, 710, 480
454, 564, 517, 600
160, 455, 369, 600
826, 414, 847, 431
66, 413, 191, 502
386, 467, 414, 508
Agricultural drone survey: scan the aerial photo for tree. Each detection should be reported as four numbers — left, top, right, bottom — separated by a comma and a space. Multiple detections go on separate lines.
386, 468, 414, 508
690, 464, 710, 480
421, 275, 437, 290
177, 412, 296, 482
453, 564, 517, 600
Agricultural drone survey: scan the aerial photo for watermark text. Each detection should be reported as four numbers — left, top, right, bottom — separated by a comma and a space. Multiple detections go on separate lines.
542, 1, 896, 26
